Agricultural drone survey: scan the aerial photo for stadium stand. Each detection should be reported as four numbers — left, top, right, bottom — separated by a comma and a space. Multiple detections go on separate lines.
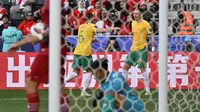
32, 0, 45, 11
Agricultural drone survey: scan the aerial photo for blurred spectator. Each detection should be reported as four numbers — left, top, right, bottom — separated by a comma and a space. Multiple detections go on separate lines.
0, 15, 9, 35
84, 0, 90, 8
105, 0, 129, 27
105, 37, 121, 52
66, 41, 75, 52
148, 0, 159, 3
95, 8, 112, 36
149, 2, 159, 18
68, 0, 87, 35
87, 0, 101, 22
88, 0, 96, 8
0, 1, 7, 19
183, 36, 200, 52
173, 9, 199, 35
108, 9, 120, 27
118, 1, 129, 24
138, 1, 152, 22
18, 11, 36, 36
184, 36, 194, 52
88, 0, 107, 9
10, 0, 32, 19
104, 0, 121, 11
2, 20, 22, 52
64, 0, 78, 15
127, 0, 140, 12
65, 22, 72, 35
149, 2, 159, 35
119, 15, 132, 35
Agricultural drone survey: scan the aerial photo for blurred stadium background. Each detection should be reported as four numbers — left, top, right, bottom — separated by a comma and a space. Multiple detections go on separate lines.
0, 0, 200, 112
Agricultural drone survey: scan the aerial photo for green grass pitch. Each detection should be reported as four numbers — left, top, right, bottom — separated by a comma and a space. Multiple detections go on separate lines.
0, 89, 200, 112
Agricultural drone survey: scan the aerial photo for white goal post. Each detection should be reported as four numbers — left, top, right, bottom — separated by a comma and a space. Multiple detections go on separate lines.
49, 0, 61, 112
159, 0, 168, 112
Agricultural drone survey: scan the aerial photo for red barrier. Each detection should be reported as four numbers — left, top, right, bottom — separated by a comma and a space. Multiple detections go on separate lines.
0, 52, 200, 90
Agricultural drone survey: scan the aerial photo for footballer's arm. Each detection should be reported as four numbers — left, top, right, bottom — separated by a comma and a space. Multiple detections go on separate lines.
97, 27, 120, 33
7, 35, 40, 53
102, 91, 116, 112
102, 91, 124, 111
150, 33, 156, 52
7, 32, 48, 53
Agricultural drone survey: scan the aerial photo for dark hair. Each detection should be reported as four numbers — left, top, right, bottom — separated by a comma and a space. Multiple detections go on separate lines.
94, 0, 100, 8
90, 58, 108, 71
105, 38, 121, 52
85, 12, 93, 20
25, 11, 33, 16
9, 19, 17, 27
2, 14, 9, 19
177, 10, 184, 20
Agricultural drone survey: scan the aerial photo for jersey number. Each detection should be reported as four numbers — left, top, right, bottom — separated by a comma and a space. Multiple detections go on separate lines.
79, 35, 84, 43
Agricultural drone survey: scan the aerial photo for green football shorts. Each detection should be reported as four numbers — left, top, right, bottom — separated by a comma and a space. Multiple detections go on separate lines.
125, 47, 148, 68
72, 54, 93, 71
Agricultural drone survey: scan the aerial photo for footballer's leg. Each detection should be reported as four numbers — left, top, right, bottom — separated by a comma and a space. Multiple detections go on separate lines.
122, 51, 134, 81
25, 54, 48, 112
138, 48, 151, 95
122, 63, 131, 81
140, 68, 151, 95
81, 55, 93, 96
81, 71, 92, 96
65, 69, 79, 82
25, 77, 40, 112
65, 54, 81, 82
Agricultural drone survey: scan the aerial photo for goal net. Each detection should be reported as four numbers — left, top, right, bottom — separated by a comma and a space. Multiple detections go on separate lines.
1, 0, 200, 112
64, 0, 200, 112
64, 0, 160, 111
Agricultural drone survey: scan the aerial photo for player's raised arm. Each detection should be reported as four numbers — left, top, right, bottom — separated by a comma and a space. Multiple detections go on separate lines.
96, 27, 120, 33
8, 23, 49, 53
7, 35, 39, 53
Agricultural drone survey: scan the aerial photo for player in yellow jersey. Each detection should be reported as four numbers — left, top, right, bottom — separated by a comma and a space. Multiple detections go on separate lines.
122, 9, 156, 95
65, 13, 120, 96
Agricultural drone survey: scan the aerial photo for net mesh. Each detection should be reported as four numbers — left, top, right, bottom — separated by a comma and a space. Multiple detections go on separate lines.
64, 0, 200, 112
65, 0, 160, 112
1, 0, 200, 112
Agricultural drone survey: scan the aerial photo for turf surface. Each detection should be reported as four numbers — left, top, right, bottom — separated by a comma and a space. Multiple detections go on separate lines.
0, 89, 200, 112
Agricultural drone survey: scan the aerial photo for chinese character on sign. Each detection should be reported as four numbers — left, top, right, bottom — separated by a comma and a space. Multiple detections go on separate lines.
168, 54, 189, 88
118, 54, 151, 88
65, 54, 113, 88
65, 55, 76, 87
6, 55, 34, 87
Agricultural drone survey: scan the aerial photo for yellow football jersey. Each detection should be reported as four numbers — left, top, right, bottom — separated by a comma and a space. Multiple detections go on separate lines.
130, 20, 153, 51
74, 23, 97, 56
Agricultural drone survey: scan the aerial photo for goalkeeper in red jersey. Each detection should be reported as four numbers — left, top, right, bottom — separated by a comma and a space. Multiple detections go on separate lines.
8, 0, 69, 112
